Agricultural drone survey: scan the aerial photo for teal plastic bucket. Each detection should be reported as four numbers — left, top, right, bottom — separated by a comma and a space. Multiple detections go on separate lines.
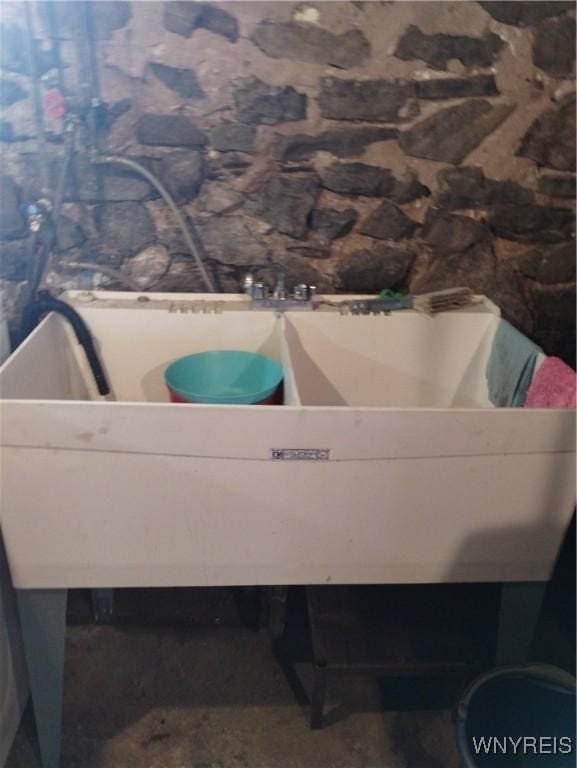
456, 664, 576, 767
165, 350, 284, 405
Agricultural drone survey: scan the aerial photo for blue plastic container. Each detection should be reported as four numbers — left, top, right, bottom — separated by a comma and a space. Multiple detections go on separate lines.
456, 664, 576, 767
165, 350, 284, 405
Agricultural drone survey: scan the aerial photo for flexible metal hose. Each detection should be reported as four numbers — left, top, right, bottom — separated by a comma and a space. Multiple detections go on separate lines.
74, 0, 214, 293
96, 155, 216, 293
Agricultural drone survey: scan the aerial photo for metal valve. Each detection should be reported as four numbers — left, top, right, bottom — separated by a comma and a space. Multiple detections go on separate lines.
293, 284, 316, 301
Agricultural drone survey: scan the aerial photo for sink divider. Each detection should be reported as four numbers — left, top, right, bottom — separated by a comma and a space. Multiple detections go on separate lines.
279, 314, 302, 407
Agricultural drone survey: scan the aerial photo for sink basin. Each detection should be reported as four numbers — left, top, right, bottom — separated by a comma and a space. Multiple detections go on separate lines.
284, 310, 495, 407
0, 291, 574, 590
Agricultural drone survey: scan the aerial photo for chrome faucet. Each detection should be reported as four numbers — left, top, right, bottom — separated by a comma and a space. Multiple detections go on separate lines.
242, 271, 316, 310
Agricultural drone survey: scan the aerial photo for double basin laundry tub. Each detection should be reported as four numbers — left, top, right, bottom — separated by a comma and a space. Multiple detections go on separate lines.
0, 290, 574, 591
1, 289, 575, 768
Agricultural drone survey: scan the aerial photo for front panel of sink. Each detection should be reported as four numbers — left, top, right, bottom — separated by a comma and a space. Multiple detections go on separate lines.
1, 400, 575, 589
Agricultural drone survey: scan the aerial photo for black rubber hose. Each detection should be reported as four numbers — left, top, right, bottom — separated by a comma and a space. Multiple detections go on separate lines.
20, 291, 110, 396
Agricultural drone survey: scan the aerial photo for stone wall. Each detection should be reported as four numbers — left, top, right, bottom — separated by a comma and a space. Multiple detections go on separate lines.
1, 1, 575, 362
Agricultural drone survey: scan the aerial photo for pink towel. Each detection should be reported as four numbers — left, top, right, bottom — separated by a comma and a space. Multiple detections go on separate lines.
525, 357, 577, 408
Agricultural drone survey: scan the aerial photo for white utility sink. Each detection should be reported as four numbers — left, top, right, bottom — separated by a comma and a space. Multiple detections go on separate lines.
0, 291, 575, 589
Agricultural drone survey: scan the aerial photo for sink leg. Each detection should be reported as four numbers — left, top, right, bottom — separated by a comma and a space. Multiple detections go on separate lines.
91, 588, 114, 623
16, 589, 67, 768
496, 581, 546, 666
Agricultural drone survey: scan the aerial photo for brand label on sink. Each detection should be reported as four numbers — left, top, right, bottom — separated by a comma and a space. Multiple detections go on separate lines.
271, 449, 330, 461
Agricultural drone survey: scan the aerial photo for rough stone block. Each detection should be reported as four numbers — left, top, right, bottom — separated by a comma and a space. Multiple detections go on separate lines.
436, 166, 533, 208
251, 21, 370, 69
211, 124, 256, 153
537, 175, 576, 198
194, 216, 269, 266
199, 184, 244, 214
411, 242, 498, 297
149, 63, 205, 99
360, 200, 418, 241
400, 100, 514, 164
94, 202, 156, 259
234, 77, 306, 125
479, 2, 574, 27
486, 267, 534, 334
319, 77, 417, 122
416, 75, 498, 100
337, 245, 416, 292
321, 162, 429, 203
488, 204, 575, 243
163, 2, 238, 41
514, 241, 576, 284
389, 173, 431, 204
422, 210, 492, 253
286, 240, 332, 259
56, 217, 86, 252
246, 175, 319, 239
321, 163, 395, 197
197, 4, 239, 41
517, 95, 576, 172
532, 17, 576, 78
136, 114, 207, 147
152, 151, 204, 204
395, 25, 504, 70
123, 244, 171, 289
309, 208, 357, 240
153, 257, 214, 293
273, 127, 398, 162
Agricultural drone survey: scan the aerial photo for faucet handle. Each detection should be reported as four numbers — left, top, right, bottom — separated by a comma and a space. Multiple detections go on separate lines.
242, 272, 255, 296
293, 283, 317, 301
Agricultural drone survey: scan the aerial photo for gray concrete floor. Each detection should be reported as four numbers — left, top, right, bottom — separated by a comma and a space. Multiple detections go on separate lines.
7, 623, 461, 768
7, 574, 574, 768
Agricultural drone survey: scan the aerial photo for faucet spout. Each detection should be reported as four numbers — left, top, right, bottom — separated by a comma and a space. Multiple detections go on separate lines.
273, 272, 287, 301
